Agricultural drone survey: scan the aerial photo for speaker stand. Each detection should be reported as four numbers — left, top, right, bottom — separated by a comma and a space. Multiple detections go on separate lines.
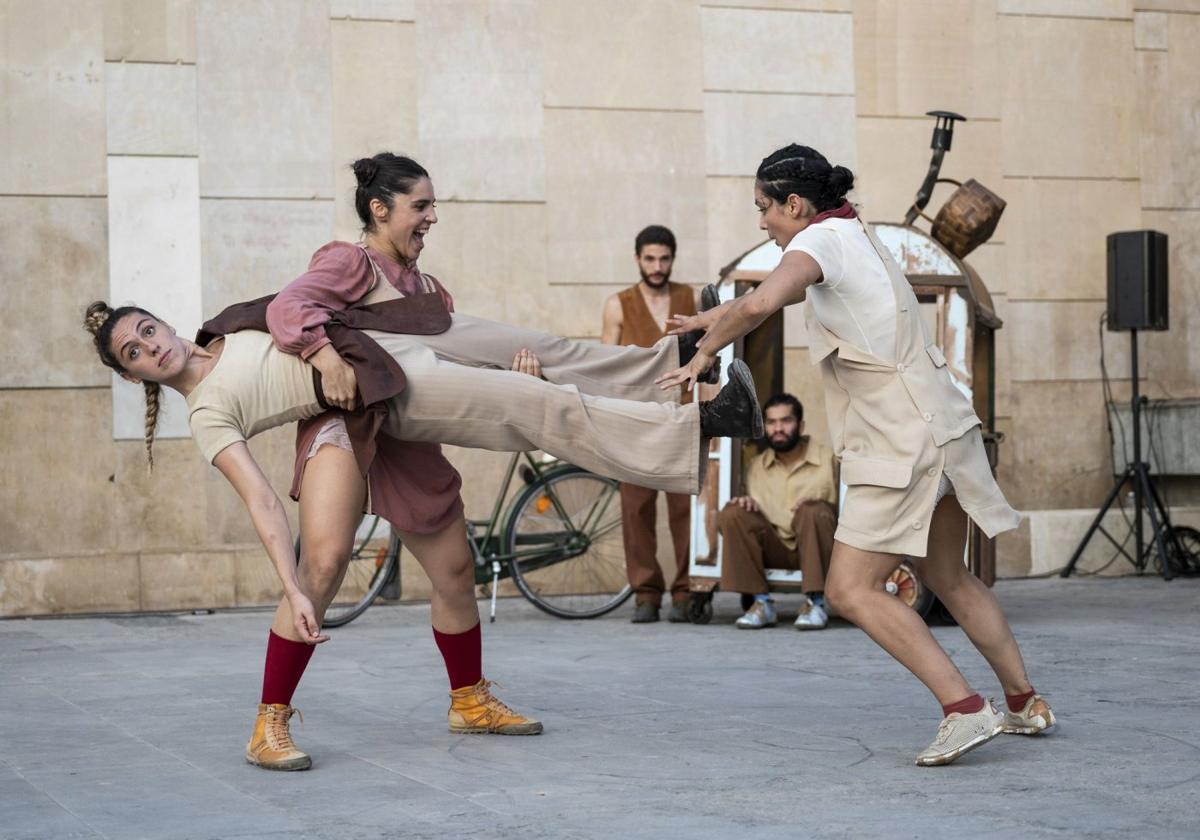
1061, 329, 1177, 580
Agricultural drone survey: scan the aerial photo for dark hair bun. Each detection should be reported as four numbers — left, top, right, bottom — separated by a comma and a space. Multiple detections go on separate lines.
352, 157, 380, 188
827, 165, 855, 200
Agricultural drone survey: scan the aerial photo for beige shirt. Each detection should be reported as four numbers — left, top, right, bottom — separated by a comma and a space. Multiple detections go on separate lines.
186, 331, 324, 463
744, 438, 838, 550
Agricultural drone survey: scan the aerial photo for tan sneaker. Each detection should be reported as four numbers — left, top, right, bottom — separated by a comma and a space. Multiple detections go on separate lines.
1001, 694, 1056, 735
448, 679, 543, 735
915, 699, 1003, 766
246, 703, 312, 771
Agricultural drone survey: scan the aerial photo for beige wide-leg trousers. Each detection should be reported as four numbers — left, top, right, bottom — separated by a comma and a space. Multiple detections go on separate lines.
366, 318, 702, 494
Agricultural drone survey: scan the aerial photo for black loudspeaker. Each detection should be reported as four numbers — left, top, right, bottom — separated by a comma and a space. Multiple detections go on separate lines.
1107, 230, 1169, 331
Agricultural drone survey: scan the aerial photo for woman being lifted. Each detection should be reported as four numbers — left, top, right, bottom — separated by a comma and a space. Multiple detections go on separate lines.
658, 144, 1054, 766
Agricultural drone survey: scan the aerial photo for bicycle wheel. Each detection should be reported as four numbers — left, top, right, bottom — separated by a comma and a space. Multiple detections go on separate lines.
504, 467, 632, 619
293, 516, 400, 628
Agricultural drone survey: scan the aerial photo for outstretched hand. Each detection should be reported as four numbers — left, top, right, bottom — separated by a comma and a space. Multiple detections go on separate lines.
656, 349, 715, 393
664, 312, 709, 338
288, 591, 329, 645
511, 348, 544, 379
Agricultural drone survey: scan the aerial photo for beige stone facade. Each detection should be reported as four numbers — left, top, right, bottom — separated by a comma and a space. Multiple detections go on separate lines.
2, 0, 1197, 615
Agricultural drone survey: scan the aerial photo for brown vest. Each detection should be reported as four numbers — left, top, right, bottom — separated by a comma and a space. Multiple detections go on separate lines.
618, 281, 696, 404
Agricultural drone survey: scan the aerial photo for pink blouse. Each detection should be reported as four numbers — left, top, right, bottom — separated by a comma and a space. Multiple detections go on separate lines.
270, 241, 464, 535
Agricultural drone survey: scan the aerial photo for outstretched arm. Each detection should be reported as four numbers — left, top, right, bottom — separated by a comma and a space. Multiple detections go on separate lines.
656, 251, 823, 391
212, 442, 328, 644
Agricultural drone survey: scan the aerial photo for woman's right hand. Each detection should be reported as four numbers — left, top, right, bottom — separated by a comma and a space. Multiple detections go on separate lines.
288, 590, 329, 645
310, 345, 358, 410
664, 311, 712, 337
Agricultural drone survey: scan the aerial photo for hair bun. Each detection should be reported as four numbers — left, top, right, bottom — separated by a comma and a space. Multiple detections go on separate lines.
352, 157, 380, 188
84, 301, 112, 336
827, 164, 855, 200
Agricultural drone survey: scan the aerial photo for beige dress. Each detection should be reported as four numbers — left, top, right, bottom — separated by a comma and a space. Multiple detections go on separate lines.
804, 218, 1023, 556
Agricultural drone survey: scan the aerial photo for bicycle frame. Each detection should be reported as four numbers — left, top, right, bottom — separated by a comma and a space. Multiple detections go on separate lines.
465, 451, 615, 621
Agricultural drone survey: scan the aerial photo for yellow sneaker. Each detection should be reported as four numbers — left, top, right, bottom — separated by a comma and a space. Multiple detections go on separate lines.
246, 703, 312, 771
448, 679, 543, 735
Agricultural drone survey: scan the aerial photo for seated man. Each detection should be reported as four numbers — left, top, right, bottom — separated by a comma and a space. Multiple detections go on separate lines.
716, 393, 838, 630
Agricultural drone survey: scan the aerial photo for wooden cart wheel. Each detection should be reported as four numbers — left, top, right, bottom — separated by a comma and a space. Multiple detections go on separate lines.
885, 560, 935, 618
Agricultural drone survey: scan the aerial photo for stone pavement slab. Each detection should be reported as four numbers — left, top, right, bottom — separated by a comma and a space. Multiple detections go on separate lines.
2, 578, 1199, 839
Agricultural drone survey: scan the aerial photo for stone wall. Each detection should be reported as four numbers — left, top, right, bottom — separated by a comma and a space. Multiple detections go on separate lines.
2, 0, 1197, 616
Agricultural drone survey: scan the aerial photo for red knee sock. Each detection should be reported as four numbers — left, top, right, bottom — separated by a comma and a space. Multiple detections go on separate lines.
261, 631, 316, 706
941, 693, 985, 717
1006, 688, 1036, 712
432, 622, 482, 690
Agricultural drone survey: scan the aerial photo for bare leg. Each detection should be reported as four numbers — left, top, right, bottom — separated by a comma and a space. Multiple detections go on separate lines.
270, 444, 366, 640
400, 515, 481, 634
825, 540, 973, 706
913, 496, 1033, 697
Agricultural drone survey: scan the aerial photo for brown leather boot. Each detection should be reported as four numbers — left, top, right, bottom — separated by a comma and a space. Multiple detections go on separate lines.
448, 679, 543, 735
246, 703, 312, 771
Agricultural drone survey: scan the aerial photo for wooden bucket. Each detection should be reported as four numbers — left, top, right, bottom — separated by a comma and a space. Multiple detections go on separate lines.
918, 178, 1006, 258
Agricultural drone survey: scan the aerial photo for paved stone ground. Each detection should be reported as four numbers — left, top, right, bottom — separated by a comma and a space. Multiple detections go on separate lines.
2, 577, 1199, 840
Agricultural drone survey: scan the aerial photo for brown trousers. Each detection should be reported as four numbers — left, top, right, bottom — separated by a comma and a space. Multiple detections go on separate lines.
716, 500, 837, 595
621, 483, 691, 604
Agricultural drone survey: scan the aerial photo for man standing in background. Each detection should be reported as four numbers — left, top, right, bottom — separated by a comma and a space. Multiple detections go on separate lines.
602, 225, 700, 623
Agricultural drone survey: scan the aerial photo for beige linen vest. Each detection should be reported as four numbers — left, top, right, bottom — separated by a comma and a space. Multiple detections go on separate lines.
804, 218, 1006, 539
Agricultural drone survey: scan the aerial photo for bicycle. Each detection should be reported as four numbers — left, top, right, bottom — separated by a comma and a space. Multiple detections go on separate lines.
295, 451, 631, 627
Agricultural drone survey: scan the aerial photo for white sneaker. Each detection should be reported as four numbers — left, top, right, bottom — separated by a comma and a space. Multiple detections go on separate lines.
1001, 694, 1056, 735
735, 598, 777, 629
914, 699, 1004, 766
793, 596, 828, 630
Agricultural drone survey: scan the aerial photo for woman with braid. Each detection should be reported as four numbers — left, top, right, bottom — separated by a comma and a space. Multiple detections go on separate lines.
659, 144, 1054, 766
82, 225, 758, 770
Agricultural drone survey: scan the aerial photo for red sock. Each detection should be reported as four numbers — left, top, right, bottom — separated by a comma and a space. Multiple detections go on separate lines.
1006, 688, 1036, 712
260, 631, 316, 706
432, 622, 482, 690
941, 693, 985, 717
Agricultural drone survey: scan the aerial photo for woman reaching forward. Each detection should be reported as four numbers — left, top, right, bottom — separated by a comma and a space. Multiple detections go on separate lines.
659, 144, 1054, 766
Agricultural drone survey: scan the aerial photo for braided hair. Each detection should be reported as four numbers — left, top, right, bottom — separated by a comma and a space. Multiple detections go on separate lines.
351, 152, 429, 233
84, 301, 163, 472
755, 144, 855, 213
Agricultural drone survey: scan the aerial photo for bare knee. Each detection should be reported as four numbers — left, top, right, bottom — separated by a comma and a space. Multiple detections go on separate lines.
298, 543, 348, 596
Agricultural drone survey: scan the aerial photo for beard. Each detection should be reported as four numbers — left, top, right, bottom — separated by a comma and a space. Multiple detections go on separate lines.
767, 428, 802, 453
640, 267, 671, 288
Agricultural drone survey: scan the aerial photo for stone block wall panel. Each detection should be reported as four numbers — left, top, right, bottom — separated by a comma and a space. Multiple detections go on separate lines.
1136, 12, 1200, 210
104, 0, 196, 62
0, 0, 106, 195
701, 6, 854, 95
704, 176, 766, 283
544, 108, 707, 291
138, 550, 236, 611
106, 155, 201, 440
331, 0, 416, 20
111, 440, 210, 552
199, 198, 334, 320
0, 389, 115, 556
704, 92, 856, 177
1002, 177, 1143, 301
1000, 14, 1138, 178
854, 0, 1000, 120
104, 62, 197, 156
195, 0, 333, 199
417, 202, 551, 330
997, 0, 1132, 17
416, 0, 545, 202
1140, 210, 1200, 398
0, 196, 109, 388
540, 0, 704, 111
0, 554, 141, 617
330, 19, 417, 240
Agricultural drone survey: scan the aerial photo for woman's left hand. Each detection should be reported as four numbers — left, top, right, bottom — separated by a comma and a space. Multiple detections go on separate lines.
656, 349, 715, 393
512, 348, 544, 379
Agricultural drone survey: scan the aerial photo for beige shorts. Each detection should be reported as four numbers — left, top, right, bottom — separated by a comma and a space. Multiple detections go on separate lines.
833, 427, 1022, 558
